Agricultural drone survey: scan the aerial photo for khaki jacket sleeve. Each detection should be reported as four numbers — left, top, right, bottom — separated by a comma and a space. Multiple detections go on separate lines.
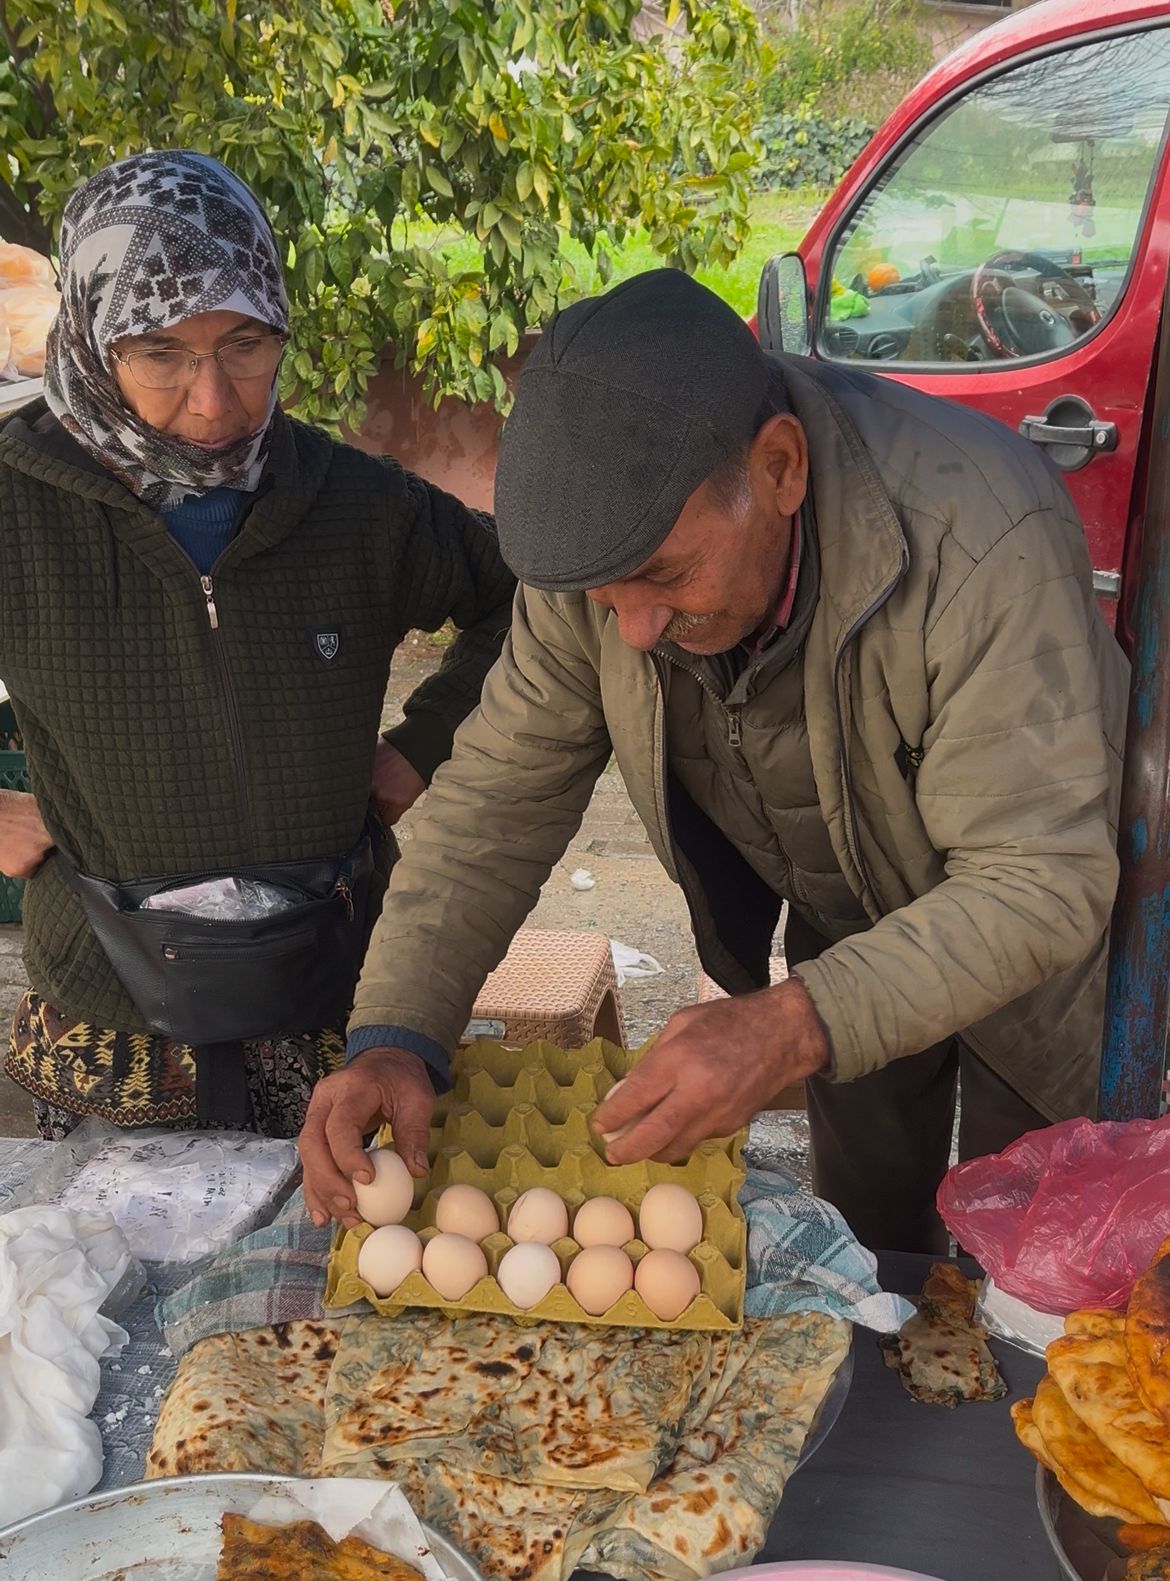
351, 585, 612, 1051
794, 510, 1122, 1083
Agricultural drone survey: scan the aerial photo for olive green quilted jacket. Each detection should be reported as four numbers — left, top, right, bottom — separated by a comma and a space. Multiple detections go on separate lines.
0, 402, 514, 1031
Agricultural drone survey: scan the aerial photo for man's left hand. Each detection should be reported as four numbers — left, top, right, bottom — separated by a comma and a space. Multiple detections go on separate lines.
371, 739, 427, 826
591, 978, 830, 1164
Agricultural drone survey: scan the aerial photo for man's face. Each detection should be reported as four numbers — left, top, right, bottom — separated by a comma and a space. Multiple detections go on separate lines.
586, 413, 809, 655
110, 310, 278, 449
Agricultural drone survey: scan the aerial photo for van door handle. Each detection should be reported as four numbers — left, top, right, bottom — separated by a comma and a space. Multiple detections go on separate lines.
1018, 397, 1117, 471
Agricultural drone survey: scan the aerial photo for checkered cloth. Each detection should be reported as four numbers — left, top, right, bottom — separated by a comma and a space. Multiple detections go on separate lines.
157, 1167, 912, 1357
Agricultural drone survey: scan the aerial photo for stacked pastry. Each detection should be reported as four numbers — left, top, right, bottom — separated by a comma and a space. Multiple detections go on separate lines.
1014, 1236, 1170, 1570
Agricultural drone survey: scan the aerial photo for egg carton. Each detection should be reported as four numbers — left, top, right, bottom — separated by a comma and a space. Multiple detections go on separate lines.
325, 1037, 747, 1331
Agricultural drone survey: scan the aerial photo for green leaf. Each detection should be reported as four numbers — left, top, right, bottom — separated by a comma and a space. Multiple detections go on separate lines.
424, 164, 454, 198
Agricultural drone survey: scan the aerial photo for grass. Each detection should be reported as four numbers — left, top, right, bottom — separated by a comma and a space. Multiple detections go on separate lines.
561, 188, 826, 316
397, 187, 827, 319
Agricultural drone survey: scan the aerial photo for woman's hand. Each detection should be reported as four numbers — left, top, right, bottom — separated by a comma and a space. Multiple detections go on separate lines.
0, 790, 53, 879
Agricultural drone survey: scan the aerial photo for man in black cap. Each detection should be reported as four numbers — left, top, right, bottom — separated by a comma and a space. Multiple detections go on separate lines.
299, 269, 1128, 1253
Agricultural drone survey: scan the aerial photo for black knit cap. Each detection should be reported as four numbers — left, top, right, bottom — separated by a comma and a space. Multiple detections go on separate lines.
494, 268, 770, 591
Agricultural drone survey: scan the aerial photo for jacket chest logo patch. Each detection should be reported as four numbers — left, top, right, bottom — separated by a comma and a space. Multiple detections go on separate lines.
313, 630, 341, 664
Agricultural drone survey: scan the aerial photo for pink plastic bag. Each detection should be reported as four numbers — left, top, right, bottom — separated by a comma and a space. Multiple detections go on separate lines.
936, 1114, 1170, 1312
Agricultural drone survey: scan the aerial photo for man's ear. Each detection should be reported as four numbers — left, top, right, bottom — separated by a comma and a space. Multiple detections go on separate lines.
751, 413, 808, 518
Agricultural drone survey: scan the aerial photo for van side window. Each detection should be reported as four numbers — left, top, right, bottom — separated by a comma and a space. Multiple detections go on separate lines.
817, 28, 1170, 368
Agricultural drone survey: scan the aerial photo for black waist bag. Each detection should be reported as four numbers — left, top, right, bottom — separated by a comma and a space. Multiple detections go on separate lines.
59, 833, 375, 1047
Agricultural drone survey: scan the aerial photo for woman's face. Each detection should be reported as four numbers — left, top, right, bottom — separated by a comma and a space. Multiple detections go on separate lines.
110, 309, 279, 449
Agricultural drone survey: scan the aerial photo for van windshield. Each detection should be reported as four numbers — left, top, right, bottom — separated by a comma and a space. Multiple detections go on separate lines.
819, 26, 1170, 366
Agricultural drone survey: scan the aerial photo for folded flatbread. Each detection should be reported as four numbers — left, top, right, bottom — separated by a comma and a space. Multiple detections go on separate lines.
880, 1262, 1006, 1407
321, 1311, 715, 1494
1066, 1309, 1126, 1339
216, 1512, 422, 1580
148, 1321, 339, 1479
1029, 1375, 1166, 1526
1127, 1237, 1170, 1427
1047, 1332, 1170, 1515
150, 1310, 850, 1581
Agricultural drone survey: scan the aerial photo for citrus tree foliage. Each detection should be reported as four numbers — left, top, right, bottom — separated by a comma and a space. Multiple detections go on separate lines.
0, 0, 760, 423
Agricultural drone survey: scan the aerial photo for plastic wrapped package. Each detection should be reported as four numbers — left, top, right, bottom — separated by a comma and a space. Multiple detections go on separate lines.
6, 1116, 300, 1263
0, 283, 59, 376
937, 1114, 1170, 1313
140, 875, 302, 920
0, 242, 55, 289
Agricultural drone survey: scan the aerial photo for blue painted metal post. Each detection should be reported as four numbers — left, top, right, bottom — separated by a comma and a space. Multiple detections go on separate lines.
1100, 399, 1170, 1119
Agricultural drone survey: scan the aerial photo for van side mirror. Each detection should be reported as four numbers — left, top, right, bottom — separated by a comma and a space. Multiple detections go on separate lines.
757, 253, 810, 357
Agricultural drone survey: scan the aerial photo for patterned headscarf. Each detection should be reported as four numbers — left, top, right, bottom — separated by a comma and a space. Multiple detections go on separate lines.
44, 151, 289, 509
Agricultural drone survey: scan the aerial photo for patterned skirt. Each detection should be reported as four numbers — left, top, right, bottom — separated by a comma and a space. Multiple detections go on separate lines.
5, 989, 345, 1141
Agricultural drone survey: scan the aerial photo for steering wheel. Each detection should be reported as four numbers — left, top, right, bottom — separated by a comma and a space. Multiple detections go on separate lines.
971, 250, 1100, 358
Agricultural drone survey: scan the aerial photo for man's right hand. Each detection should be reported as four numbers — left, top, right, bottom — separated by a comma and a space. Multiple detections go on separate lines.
297, 1047, 436, 1229
0, 789, 53, 879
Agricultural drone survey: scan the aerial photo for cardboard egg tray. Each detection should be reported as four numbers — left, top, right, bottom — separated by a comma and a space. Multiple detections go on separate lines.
325, 1037, 747, 1331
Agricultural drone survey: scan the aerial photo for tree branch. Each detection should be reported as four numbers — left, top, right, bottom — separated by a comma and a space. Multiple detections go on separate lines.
0, 181, 51, 254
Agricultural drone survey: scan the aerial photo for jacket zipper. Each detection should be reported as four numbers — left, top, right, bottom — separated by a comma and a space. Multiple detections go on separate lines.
649, 653, 712, 959
198, 570, 254, 853
659, 650, 743, 749
831, 571, 906, 920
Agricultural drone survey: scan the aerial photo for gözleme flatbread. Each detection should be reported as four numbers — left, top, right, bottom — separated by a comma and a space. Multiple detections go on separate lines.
216, 1512, 423, 1580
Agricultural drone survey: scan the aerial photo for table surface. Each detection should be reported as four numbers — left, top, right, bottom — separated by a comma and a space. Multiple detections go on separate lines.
0, 1140, 1053, 1580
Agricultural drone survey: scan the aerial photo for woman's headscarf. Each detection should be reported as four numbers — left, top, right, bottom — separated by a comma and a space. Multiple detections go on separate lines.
44, 151, 289, 509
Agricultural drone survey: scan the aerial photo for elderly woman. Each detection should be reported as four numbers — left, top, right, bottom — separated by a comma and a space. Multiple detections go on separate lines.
0, 151, 514, 1139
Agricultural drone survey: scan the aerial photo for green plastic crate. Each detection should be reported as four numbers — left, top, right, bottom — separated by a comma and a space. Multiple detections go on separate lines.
0, 699, 28, 924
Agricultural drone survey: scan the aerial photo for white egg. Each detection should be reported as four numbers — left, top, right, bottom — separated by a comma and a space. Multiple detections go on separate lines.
573, 1196, 635, 1249
422, 1232, 488, 1301
638, 1182, 703, 1254
357, 1224, 423, 1297
507, 1187, 569, 1245
497, 1242, 561, 1310
634, 1248, 701, 1321
566, 1245, 635, 1316
435, 1183, 499, 1242
352, 1147, 416, 1228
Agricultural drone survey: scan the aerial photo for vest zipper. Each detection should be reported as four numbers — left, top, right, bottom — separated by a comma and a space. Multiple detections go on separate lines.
198, 571, 254, 852
660, 651, 744, 751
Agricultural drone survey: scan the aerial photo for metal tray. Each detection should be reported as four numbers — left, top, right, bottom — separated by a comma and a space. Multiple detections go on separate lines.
798, 1339, 855, 1468
0, 1473, 487, 1581
1037, 1465, 1131, 1581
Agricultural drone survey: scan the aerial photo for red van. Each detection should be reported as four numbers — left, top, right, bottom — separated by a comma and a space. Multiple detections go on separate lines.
755, 0, 1170, 644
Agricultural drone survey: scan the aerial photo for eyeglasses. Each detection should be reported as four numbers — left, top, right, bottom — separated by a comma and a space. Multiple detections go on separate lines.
111, 332, 288, 391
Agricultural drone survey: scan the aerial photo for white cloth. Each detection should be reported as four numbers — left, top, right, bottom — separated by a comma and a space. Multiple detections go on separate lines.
0, 1206, 132, 1525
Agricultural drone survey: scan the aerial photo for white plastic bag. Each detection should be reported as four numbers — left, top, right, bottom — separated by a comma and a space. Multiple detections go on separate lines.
7, 1117, 298, 1263
141, 875, 301, 920
610, 939, 664, 987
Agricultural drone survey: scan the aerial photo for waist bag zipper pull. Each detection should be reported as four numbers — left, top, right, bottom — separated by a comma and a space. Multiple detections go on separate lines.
336, 877, 354, 921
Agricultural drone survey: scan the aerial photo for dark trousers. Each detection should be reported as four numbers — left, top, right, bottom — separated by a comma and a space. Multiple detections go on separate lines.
784, 909, 1050, 1254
